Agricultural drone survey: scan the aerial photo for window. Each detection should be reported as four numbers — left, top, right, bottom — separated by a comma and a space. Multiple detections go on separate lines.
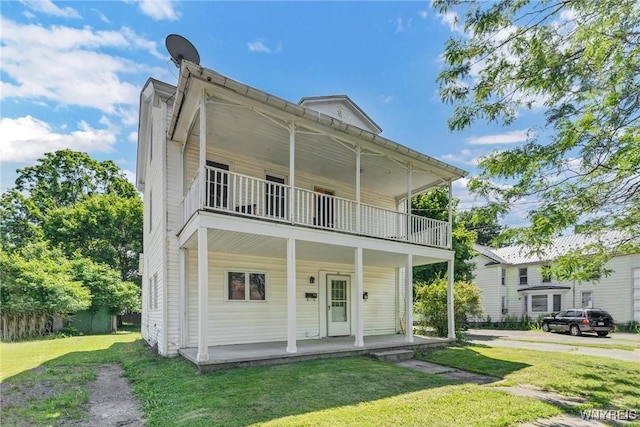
531, 295, 548, 312
581, 291, 593, 308
501, 268, 506, 286
148, 277, 153, 309
553, 294, 562, 312
227, 271, 267, 301
523, 295, 528, 314
501, 296, 507, 314
265, 175, 286, 218
519, 268, 528, 285
542, 265, 552, 283
206, 161, 229, 209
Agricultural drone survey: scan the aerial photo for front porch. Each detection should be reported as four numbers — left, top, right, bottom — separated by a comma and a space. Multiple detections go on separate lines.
179, 334, 452, 372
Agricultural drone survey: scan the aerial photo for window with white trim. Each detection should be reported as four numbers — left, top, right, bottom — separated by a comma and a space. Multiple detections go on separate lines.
501, 268, 506, 286
153, 273, 158, 310
227, 271, 267, 301
581, 291, 593, 308
519, 268, 528, 285
531, 295, 548, 312
148, 277, 153, 309
501, 296, 507, 314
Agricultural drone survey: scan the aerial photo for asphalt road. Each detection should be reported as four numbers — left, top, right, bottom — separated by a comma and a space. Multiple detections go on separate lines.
464, 329, 640, 363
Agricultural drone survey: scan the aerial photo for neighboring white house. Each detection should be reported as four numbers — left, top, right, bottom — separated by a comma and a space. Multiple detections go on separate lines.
473, 233, 640, 324
135, 60, 467, 360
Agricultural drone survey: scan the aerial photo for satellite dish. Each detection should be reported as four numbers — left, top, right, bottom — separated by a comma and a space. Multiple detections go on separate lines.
166, 34, 200, 67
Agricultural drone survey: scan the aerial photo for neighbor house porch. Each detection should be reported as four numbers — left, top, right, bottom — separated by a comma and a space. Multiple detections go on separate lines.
179, 333, 451, 371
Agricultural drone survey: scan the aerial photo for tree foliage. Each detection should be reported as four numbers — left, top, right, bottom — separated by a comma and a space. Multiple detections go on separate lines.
0, 243, 91, 316
434, 0, 640, 275
415, 277, 483, 337
0, 149, 137, 250
44, 194, 143, 285
412, 188, 476, 283
458, 207, 504, 247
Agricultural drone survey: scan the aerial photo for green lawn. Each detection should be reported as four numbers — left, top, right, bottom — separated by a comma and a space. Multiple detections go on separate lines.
0, 333, 565, 426
417, 346, 640, 411
497, 337, 640, 351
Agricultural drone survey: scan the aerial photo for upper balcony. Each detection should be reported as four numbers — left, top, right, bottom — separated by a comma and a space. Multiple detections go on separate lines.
182, 165, 451, 249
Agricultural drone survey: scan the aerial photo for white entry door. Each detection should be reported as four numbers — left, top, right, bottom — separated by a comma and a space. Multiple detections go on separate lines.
327, 275, 350, 336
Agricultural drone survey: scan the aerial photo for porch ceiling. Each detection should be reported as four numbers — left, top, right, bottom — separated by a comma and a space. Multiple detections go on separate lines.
187, 96, 456, 199
182, 228, 443, 268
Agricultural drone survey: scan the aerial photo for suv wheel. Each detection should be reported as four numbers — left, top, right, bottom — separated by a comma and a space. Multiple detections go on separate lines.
570, 324, 581, 336
542, 322, 550, 332
597, 331, 608, 337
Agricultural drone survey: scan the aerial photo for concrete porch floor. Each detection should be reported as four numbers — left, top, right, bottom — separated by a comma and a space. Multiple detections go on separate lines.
179, 334, 452, 372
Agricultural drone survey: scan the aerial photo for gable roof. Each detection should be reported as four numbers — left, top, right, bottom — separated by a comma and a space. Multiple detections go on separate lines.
298, 95, 383, 134
475, 231, 631, 265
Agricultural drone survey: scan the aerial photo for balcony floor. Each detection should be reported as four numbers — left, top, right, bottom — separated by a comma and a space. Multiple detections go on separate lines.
179, 334, 452, 372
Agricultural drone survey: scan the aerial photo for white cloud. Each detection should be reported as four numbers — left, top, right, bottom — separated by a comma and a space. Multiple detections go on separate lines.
93, 8, 110, 23
121, 169, 137, 187
381, 95, 395, 104
0, 18, 164, 116
21, 0, 81, 18
128, 131, 138, 143
0, 116, 116, 163
247, 39, 282, 54
441, 148, 480, 166
439, 11, 463, 34
418, 10, 428, 20
138, 0, 180, 21
466, 129, 531, 145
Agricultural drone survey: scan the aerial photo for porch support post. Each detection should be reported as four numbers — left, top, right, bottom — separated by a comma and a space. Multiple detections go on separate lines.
447, 259, 455, 340
196, 226, 209, 361
406, 164, 413, 241
286, 238, 297, 353
288, 122, 295, 223
404, 254, 414, 343
354, 246, 364, 347
178, 248, 187, 348
447, 180, 453, 249
199, 90, 207, 208
355, 145, 361, 234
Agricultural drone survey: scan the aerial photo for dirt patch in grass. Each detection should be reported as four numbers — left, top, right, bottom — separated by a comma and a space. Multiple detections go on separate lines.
81, 364, 145, 427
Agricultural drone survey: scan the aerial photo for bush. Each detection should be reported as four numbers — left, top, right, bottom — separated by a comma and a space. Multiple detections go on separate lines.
415, 278, 483, 337
615, 321, 640, 333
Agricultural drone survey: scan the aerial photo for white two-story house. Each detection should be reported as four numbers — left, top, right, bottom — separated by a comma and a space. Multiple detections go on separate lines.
136, 59, 467, 366
473, 233, 640, 324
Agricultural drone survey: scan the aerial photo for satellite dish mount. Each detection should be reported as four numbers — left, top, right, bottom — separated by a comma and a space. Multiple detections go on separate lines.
166, 34, 200, 67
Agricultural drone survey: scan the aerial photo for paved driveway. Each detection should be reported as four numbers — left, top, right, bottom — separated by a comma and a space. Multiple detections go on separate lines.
464, 329, 640, 363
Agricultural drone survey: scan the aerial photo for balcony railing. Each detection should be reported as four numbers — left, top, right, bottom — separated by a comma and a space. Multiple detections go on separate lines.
182, 166, 450, 249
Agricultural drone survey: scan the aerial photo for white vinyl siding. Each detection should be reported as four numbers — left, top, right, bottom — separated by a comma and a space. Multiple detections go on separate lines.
185, 252, 397, 347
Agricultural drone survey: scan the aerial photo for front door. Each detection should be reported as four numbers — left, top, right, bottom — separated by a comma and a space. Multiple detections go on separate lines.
327, 275, 350, 336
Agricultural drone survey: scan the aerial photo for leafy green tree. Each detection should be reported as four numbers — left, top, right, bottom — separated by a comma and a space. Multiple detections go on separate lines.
0, 150, 138, 250
44, 194, 143, 285
69, 257, 141, 315
415, 277, 483, 337
458, 207, 504, 247
412, 189, 476, 283
434, 0, 640, 276
0, 243, 91, 317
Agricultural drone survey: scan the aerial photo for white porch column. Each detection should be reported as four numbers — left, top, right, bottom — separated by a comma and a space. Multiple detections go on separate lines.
286, 238, 297, 353
404, 254, 414, 343
406, 164, 413, 240
199, 90, 207, 207
447, 180, 453, 249
354, 247, 364, 347
178, 248, 187, 348
288, 122, 295, 223
447, 259, 455, 340
196, 226, 209, 361
355, 145, 361, 234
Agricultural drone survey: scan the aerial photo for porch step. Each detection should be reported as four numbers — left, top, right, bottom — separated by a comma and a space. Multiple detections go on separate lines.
371, 349, 415, 363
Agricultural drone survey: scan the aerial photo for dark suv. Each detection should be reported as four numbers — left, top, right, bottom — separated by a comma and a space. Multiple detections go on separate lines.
541, 308, 615, 337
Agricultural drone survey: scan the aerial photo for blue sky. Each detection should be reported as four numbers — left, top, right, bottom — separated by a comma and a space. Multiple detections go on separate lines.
1, 0, 541, 227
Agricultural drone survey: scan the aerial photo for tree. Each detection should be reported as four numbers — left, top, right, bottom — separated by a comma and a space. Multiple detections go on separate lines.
415, 277, 483, 337
412, 189, 476, 283
458, 207, 504, 246
434, 0, 640, 277
0, 150, 138, 250
44, 194, 143, 285
0, 243, 91, 316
